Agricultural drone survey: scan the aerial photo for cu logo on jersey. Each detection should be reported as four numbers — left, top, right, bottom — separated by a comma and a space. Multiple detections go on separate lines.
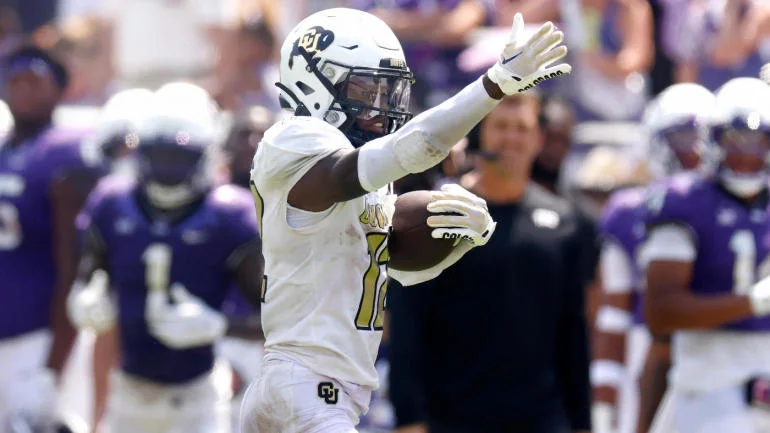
289, 26, 334, 69
317, 381, 339, 405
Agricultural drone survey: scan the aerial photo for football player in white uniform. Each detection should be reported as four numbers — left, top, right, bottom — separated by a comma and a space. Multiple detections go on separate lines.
242, 7, 571, 433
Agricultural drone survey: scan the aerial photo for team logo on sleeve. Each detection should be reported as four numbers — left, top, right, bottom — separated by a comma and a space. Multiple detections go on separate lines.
317, 381, 339, 405
289, 26, 335, 69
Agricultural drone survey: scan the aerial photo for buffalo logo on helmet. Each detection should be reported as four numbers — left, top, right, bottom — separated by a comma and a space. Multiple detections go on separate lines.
289, 26, 335, 69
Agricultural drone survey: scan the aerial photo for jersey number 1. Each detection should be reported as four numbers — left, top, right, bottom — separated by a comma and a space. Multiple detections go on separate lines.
0, 202, 22, 250
730, 230, 770, 295
142, 243, 173, 320
356, 233, 389, 331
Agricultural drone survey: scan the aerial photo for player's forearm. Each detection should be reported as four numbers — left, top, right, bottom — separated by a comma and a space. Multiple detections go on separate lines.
225, 316, 264, 340
93, 327, 119, 431
357, 76, 500, 192
636, 339, 671, 433
591, 331, 626, 402
47, 287, 78, 376
388, 241, 473, 286
646, 291, 753, 334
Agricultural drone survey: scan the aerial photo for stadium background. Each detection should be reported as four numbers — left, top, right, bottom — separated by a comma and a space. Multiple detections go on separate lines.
0, 0, 763, 432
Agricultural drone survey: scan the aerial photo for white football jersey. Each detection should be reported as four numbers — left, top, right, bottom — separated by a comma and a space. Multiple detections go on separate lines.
250, 115, 395, 389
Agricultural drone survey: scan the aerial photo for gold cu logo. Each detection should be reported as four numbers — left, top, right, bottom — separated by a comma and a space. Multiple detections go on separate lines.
317, 381, 339, 405
289, 26, 334, 69
299, 29, 322, 54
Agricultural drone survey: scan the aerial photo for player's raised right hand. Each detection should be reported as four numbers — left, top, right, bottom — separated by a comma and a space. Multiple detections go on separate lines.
486, 13, 571, 95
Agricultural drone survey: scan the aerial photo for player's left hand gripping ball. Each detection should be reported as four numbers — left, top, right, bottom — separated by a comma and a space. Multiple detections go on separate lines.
427, 184, 496, 247
487, 12, 571, 94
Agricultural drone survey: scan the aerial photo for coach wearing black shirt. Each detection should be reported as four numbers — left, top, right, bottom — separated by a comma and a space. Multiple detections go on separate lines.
388, 92, 595, 433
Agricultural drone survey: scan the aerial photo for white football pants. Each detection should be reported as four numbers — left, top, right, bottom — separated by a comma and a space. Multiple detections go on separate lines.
102, 361, 232, 433
674, 384, 770, 433
239, 353, 371, 433
0, 329, 54, 433
216, 337, 265, 433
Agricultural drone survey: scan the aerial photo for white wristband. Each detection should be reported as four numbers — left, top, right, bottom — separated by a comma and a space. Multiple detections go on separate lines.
590, 360, 625, 388
595, 305, 633, 334
592, 402, 615, 433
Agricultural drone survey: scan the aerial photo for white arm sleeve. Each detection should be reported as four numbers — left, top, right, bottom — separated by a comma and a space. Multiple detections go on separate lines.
640, 225, 696, 265
358, 76, 500, 192
388, 240, 474, 286
600, 240, 633, 294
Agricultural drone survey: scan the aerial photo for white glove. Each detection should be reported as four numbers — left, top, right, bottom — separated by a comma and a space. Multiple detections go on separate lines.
427, 183, 496, 247
750, 275, 770, 316
66, 269, 116, 334
486, 13, 571, 95
147, 283, 227, 349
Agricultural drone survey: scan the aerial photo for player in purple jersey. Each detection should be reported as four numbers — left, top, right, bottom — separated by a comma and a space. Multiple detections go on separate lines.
0, 45, 102, 433
645, 77, 770, 433
591, 83, 715, 433
67, 91, 264, 433
75, 86, 153, 428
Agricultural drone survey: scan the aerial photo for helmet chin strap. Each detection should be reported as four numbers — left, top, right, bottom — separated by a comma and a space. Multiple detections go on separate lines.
144, 182, 198, 210
342, 120, 384, 148
719, 167, 768, 198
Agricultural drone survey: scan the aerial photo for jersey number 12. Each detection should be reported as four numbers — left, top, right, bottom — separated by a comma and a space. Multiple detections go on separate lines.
356, 233, 389, 331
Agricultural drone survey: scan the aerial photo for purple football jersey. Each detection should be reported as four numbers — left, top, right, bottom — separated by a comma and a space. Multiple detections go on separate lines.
77, 179, 260, 383
0, 127, 97, 339
599, 186, 648, 324
644, 174, 770, 332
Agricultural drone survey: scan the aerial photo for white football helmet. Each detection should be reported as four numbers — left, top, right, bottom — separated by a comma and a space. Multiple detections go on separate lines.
79, 88, 153, 176
711, 77, 770, 197
278, 8, 414, 146
135, 92, 218, 210
642, 83, 715, 175
155, 82, 220, 125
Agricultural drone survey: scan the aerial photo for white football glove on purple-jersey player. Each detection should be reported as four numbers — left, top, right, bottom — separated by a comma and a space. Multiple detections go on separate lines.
146, 283, 227, 350
66, 269, 116, 334
486, 13, 571, 95
750, 275, 770, 316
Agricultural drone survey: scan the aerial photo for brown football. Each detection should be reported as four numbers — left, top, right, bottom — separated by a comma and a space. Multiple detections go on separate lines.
388, 190, 456, 272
